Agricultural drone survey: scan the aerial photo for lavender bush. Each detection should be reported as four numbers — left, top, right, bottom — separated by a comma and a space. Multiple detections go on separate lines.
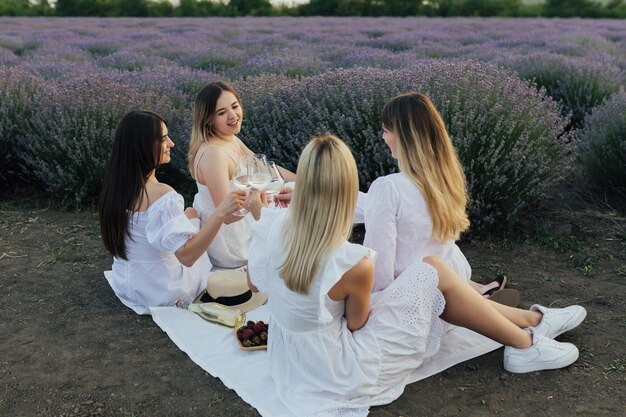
501, 52, 624, 128
13, 73, 184, 203
578, 90, 626, 186
240, 62, 571, 233
0, 66, 48, 184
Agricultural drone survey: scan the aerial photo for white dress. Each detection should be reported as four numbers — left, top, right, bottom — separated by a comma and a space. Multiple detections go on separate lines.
109, 191, 211, 314
192, 145, 253, 268
355, 173, 471, 292
248, 209, 445, 417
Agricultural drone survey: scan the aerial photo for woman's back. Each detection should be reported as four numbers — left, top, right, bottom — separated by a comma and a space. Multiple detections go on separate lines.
362, 173, 468, 291
248, 208, 444, 416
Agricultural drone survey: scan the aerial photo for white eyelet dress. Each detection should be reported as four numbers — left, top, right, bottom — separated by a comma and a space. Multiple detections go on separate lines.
192, 145, 253, 268
248, 209, 445, 417
109, 191, 211, 314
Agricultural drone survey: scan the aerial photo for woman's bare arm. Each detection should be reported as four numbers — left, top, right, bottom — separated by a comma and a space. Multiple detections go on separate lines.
175, 191, 245, 267
196, 148, 244, 225
328, 257, 374, 331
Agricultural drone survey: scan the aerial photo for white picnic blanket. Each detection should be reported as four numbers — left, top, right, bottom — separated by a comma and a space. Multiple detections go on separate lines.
104, 271, 501, 416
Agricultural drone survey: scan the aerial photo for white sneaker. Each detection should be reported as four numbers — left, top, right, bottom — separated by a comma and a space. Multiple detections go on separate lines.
530, 304, 587, 339
504, 330, 579, 373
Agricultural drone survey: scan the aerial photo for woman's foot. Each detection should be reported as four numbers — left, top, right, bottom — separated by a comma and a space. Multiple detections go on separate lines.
504, 328, 579, 373
528, 304, 587, 339
480, 274, 508, 296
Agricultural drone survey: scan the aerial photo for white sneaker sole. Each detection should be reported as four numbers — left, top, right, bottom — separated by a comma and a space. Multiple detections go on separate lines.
549, 306, 587, 338
504, 345, 579, 374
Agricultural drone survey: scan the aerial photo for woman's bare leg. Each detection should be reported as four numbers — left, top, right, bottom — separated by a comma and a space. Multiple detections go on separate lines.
487, 300, 541, 328
423, 256, 534, 349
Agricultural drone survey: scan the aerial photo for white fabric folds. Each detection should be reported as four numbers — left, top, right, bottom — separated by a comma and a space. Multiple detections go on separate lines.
150, 305, 500, 417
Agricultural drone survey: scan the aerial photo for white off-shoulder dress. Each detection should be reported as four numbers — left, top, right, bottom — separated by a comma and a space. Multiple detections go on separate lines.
248, 209, 445, 417
109, 191, 211, 314
192, 144, 253, 268
354, 173, 472, 292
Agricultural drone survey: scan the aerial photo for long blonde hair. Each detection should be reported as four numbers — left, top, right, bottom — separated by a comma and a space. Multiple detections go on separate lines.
187, 81, 242, 179
279, 135, 358, 294
382, 93, 469, 242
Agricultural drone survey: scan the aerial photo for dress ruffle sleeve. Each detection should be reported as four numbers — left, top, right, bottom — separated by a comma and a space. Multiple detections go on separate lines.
363, 176, 400, 292
317, 243, 377, 324
249, 208, 286, 292
145, 192, 199, 253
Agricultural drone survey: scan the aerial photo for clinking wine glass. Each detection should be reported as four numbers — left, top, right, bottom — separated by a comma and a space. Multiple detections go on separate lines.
233, 155, 272, 216
232, 156, 255, 217
265, 161, 285, 208
250, 155, 272, 187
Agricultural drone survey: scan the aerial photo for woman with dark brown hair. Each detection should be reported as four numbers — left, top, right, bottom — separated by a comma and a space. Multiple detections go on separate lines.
99, 110, 245, 313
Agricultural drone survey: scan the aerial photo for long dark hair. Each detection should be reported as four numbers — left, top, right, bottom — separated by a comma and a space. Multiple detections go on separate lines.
99, 110, 167, 259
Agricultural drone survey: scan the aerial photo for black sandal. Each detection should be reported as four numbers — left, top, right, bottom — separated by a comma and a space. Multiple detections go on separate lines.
481, 274, 508, 297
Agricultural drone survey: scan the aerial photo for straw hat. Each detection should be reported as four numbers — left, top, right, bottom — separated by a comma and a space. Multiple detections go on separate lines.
194, 270, 267, 313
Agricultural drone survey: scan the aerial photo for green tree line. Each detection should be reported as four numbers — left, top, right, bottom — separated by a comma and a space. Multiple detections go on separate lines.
1, 0, 625, 18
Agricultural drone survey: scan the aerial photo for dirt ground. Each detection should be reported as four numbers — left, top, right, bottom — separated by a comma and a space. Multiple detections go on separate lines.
1, 185, 624, 417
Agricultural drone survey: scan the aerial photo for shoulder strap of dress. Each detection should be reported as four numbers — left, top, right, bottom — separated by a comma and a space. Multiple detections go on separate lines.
194, 144, 214, 177
195, 144, 241, 174
196, 144, 243, 178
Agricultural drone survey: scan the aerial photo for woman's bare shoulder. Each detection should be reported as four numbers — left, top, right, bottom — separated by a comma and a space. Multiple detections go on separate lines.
341, 256, 374, 292
137, 182, 176, 211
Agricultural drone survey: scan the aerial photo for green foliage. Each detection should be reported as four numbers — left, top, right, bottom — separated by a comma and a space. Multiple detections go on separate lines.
1, 0, 625, 17
544, 0, 605, 18
230, 0, 272, 16
437, 0, 526, 17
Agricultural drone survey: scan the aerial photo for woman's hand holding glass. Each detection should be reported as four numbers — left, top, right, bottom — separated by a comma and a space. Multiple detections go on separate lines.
245, 188, 269, 220
273, 186, 293, 208
215, 190, 247, 219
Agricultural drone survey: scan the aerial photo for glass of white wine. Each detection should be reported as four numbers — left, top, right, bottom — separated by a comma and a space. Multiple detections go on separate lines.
265, 161, 285, 208
249, 154, 272, 191
232, 156, 254, 217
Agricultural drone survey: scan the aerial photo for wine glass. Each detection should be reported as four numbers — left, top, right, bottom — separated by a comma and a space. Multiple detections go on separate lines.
265, 161, 285, 208
248, 155, 272, 191
232, 156, 254, 217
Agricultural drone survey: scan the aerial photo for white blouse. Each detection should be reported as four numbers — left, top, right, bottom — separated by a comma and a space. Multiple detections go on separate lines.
356, 173, 471, 292
109, 191, 211, 314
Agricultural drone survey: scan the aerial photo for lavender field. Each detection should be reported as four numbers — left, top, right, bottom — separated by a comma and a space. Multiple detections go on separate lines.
1, 17, 625, 232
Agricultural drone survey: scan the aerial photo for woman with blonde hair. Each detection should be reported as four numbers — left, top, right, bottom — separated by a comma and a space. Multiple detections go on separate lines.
246, 134, 585, 416
356, 92, 518, 304
188, 81, 295, 268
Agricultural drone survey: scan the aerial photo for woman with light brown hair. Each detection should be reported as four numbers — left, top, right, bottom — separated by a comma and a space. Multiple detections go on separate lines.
356, 92, 518, 304
245, 134, 585, 416
188, 81, 295, 268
